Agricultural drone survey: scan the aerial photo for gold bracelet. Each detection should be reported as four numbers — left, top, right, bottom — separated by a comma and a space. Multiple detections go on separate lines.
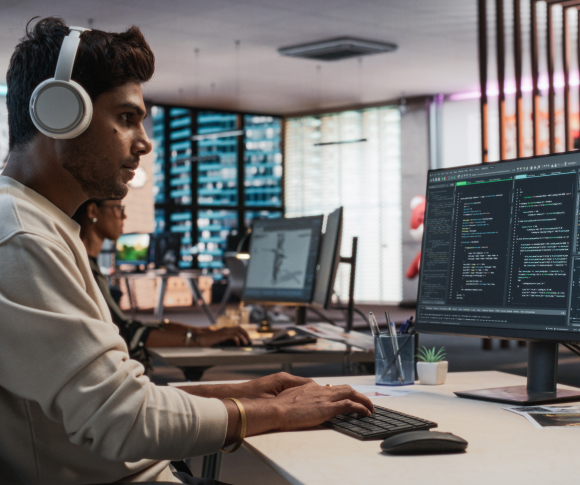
221, 398, 246, 453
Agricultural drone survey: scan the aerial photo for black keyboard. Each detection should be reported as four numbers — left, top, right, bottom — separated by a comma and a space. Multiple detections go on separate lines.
322, 405, 437, 441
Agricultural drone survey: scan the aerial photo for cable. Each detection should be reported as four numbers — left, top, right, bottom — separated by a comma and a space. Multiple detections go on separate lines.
564, 343, 580, 358
306, 306, 337, 326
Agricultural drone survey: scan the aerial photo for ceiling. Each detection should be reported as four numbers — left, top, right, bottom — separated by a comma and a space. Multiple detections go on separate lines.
0, 0, 479, 115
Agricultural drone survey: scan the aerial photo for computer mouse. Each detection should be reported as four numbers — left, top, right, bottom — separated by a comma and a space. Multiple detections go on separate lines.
380, 431, 468, 455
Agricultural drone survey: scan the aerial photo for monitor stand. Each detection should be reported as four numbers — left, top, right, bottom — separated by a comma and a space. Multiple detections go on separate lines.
455, 341, 580, 405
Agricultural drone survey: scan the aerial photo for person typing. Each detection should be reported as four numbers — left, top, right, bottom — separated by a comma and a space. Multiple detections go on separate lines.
72, 198, 250, 371
0, 18, 373, 484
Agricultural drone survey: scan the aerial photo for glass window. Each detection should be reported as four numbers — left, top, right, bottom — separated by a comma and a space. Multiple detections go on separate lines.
284, 107, 402, 303
197, 112, 238, 206
168, 108, 193, 205
197, 210, 238, 278
152, 106, 166, 204
244, 115, 282, 207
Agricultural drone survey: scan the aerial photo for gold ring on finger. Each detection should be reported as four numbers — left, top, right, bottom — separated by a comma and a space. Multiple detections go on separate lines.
326, 384, 333, 387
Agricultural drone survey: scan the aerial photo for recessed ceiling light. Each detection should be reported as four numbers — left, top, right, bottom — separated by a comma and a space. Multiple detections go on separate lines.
278, 37, 397, 61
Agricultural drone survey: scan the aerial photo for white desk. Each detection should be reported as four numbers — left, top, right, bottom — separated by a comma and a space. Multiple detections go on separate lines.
236, 372, 580, 485
150, 341, 374, 374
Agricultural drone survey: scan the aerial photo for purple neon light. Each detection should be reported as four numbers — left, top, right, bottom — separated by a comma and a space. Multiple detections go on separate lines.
449, 71, 580, 101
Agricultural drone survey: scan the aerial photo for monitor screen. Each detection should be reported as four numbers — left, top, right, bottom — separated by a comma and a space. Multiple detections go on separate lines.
416, 152, 580, 342
311, 207, 343, 308
242, 215, 323, 304
115, 233, 151, 266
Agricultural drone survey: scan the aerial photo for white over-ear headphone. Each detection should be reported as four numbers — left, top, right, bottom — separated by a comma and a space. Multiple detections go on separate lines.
29, 26, 92, 139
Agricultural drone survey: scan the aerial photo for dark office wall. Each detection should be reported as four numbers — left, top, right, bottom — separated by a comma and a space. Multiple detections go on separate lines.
400, 100, 429, 304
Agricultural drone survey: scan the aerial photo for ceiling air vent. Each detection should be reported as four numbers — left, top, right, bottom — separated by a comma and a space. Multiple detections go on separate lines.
278, 37, 397, 61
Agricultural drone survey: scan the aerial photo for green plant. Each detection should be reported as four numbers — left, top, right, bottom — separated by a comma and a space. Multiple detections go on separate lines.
417, 346, 447, 363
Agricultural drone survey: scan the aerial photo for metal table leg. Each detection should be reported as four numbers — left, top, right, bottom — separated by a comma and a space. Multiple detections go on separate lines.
201, 452, 222, 480
154, 277, 168, 321
124, 277, 136, 319
184, 276, 216, 324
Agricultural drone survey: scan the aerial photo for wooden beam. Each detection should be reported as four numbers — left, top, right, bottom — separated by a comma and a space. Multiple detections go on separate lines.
547, 3, 556, 153
564, 6, 572, 151
514, 0, 524, 157
531, 0, 541, 155
479, 0, 488, 163
497, 0, 506, 160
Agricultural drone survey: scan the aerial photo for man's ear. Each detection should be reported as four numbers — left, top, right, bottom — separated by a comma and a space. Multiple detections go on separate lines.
86, 202, 99, 222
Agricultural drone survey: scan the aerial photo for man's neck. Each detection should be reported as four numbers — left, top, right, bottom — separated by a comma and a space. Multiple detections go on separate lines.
2, 139, 87, 217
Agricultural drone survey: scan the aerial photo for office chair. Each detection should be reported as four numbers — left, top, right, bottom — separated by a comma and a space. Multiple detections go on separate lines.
217, 253, 247, 316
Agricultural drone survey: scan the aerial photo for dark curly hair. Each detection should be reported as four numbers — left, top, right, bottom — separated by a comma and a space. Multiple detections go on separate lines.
6, 17, 155, 150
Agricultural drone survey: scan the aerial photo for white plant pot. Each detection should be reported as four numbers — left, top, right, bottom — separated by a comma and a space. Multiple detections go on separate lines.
417, 361, 448, 385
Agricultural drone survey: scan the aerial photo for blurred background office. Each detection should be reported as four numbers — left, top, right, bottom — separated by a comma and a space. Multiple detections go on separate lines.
1, 0, 579, 380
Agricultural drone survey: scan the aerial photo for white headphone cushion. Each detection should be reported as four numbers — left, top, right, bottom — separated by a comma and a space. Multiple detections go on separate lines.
30, 79, 93, 139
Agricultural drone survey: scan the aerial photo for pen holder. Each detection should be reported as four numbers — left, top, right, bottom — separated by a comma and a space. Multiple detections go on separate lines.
375, 334, 415, 386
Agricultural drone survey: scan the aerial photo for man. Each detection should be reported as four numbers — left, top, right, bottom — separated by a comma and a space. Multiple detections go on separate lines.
0, 18, 373, 484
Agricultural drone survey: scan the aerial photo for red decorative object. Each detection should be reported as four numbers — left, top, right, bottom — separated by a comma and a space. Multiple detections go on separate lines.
406, 196, 425, 279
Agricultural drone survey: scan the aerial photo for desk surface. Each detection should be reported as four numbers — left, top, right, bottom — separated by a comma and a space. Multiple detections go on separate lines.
149, 341, 374, 367
240, 372, 580, 485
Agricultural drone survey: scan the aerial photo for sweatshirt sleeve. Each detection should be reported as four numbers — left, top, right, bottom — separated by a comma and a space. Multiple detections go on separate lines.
0, 232, 228, 461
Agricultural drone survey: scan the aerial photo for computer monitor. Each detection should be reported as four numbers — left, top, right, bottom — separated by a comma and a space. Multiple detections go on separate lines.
242, 215, 323, 304
311, 207, 343, 309
115, 233, 151, 266
149, 232, 182, 270
416, 151, 580, 405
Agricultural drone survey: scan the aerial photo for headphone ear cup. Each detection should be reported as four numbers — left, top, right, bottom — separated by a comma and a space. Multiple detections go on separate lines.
29, 79, 93, 139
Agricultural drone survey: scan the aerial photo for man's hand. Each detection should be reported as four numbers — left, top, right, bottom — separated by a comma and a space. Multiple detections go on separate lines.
270, 382, 374, 431
233, 372, 312, 399
198, 326, 251, 347
221, 381, 375, 445
179, 372, 310, 400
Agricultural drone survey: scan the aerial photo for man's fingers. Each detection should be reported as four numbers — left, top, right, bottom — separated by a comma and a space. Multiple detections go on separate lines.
331, 399, 372, 418
327, 385, 374, 413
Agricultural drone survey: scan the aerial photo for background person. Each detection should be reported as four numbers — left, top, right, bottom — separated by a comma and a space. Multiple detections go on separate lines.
72, 198, 250, 371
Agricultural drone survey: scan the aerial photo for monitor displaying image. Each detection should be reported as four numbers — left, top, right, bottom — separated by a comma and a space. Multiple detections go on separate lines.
242, 216, 323, 303
116, 233, 151, 266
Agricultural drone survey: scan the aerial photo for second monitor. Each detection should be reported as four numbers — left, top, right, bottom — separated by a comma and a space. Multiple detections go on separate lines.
242, 215, 323, 304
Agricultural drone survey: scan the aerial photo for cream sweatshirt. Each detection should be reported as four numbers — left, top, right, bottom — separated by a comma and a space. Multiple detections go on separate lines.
0, 175, 228, 484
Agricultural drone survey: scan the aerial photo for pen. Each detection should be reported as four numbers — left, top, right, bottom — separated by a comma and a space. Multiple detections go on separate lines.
386, 311, 405, 383
368, 312, 381, 337
370, 312, 386, 360
399, 318, 410, 335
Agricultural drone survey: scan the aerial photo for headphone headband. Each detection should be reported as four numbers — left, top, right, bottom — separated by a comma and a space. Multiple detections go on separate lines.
54, 27, 90, 82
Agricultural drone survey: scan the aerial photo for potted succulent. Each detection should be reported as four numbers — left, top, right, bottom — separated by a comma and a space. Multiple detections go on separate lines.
416, 346, 448, 385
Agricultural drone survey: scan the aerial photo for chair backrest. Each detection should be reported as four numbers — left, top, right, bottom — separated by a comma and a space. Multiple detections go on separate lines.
224, 254, 247, 292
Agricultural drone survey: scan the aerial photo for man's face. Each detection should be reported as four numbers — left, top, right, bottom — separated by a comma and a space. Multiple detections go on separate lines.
61, 82, 152, 200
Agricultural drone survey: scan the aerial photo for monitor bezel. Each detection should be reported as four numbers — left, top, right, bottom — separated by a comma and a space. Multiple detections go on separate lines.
311, 207, 343, 310
415, 152, 580, 343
